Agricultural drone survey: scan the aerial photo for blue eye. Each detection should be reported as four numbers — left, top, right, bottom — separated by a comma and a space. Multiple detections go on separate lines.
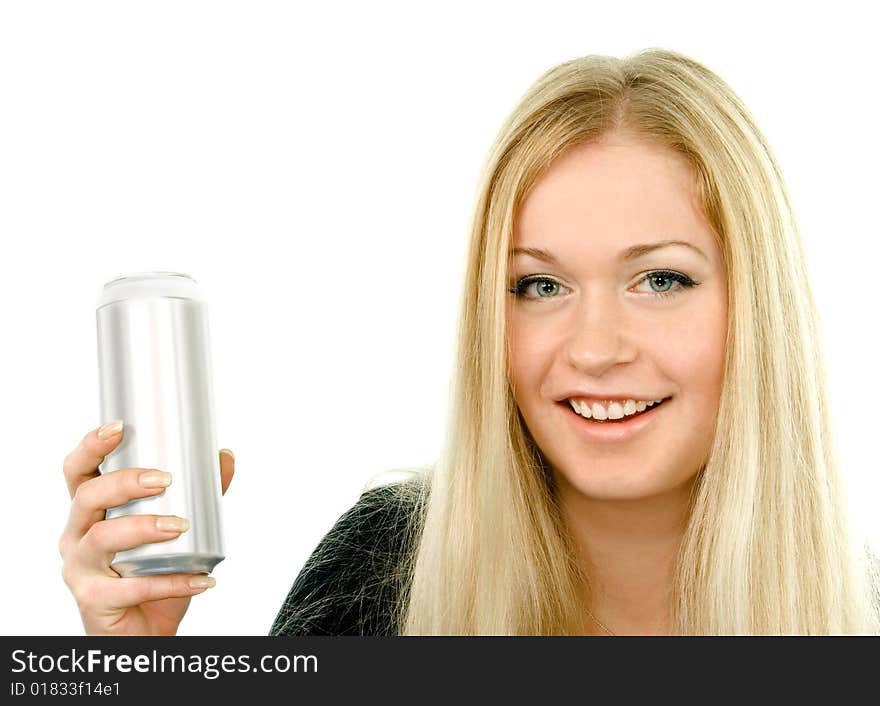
635, 271, 699, 298
507, 271, 700, 302
509, 277, 565, 299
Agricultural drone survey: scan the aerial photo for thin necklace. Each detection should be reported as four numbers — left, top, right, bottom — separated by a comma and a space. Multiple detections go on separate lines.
585, 607, 617, 636
585, 607, 671, 636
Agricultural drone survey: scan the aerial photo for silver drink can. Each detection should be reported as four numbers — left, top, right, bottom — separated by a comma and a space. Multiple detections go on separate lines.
96, 271, 225, 577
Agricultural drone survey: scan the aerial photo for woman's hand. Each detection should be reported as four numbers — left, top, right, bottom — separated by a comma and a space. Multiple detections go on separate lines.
59, 421, 234, 635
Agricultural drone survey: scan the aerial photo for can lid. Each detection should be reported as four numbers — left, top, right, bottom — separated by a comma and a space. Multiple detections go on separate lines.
97, 272, 203, 309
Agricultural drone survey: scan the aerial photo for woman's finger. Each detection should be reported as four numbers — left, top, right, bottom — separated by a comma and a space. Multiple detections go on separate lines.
78, 514, 189, 571
84, 573, 216, 612
64, 467, 172, 541
62, 421, 126, 499
219, 449, 234, 496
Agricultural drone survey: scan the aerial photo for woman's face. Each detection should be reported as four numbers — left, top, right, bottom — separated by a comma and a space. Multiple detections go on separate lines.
506, 133, 727, 501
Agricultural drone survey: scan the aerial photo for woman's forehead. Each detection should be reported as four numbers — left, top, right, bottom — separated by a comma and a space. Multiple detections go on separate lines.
512, 139, 717, 264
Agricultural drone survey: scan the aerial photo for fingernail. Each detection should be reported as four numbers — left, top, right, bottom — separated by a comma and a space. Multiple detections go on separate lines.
97, 419, 124, 440
219, 449, 234, 461
156, 516, 189, 532
139, 471, 172, 488
189, 575, 216, 589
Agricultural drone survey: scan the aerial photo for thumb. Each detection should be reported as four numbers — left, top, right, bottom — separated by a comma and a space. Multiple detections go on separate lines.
219, 449, 235, 495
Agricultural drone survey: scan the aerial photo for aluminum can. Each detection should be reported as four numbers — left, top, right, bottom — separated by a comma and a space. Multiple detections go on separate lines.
96, 271, 225, 577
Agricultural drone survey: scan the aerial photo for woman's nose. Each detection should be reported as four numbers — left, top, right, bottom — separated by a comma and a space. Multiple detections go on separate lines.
563, 296, 635, 374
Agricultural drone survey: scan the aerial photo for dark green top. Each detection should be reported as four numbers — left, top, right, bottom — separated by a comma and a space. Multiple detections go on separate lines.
269, 479, 424, 636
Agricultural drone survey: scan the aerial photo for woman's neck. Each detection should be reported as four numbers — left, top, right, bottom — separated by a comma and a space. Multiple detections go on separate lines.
555, 475, 695, 636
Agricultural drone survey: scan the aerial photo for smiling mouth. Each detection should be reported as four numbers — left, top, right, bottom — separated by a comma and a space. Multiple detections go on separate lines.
560, 397, 671, 423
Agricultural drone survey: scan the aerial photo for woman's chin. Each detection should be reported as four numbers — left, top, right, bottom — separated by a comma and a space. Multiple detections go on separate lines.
551, 464, 692, 503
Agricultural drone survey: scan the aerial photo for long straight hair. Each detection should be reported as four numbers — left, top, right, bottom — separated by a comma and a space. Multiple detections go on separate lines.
392, 48, 879, 635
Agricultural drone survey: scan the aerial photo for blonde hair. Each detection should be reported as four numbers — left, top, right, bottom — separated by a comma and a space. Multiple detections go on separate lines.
387, 48, 880, 635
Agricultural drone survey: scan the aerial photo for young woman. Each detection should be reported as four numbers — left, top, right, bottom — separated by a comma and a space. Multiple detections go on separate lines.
60, 47, 880, 636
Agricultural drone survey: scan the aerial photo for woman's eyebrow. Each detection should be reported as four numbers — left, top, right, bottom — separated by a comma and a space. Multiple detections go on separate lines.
509, 239, 708, 264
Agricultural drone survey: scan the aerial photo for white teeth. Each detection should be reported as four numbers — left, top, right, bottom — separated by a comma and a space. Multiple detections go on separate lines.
568, 399, 588, 417
606, 402, 624, 419
568, 397, 666, 421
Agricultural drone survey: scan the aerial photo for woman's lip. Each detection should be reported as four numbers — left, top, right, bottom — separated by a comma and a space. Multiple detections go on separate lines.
559, 397, 669, 442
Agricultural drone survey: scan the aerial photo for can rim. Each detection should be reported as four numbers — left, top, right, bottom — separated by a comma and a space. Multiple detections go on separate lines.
97, 272, 203, 309
104, 271, 196, 288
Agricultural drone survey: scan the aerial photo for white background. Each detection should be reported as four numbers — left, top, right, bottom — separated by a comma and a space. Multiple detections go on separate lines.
1, 1, 876, 635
